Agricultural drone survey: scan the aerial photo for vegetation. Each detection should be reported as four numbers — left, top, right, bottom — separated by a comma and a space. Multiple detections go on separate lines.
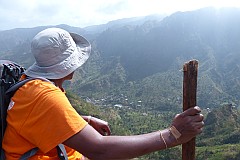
196, 144, 240, 160
67, 90, 240, 159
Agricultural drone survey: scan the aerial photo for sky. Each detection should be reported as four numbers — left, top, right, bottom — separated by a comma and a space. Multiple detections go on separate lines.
1, 0, 240, 31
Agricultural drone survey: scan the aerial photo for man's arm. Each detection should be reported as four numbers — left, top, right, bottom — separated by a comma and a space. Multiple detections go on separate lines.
64, 106, 204, 160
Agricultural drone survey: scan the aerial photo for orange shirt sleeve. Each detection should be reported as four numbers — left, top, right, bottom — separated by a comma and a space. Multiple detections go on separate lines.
7, 79, 87, 153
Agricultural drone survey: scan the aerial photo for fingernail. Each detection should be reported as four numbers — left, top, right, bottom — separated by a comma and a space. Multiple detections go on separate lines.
194, 106, 201, 111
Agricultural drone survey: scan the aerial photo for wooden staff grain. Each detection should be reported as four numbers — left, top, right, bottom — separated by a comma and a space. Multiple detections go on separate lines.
182, 60, 198, 160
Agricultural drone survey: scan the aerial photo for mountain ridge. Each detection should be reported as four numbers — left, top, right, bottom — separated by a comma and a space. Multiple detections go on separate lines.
1, 7, 240, 110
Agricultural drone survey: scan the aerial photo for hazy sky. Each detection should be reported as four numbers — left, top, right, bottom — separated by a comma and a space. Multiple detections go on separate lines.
1, 0, 240, 30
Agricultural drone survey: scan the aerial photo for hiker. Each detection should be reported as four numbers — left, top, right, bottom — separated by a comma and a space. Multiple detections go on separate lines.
2, 28, 204, 160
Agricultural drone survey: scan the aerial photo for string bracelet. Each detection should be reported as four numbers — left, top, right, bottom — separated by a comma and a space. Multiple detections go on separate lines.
169, 126, 181, 140
159, 131, 168, 149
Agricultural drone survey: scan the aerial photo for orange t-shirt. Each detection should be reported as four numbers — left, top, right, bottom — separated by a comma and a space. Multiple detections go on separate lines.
2, 79, 87, 159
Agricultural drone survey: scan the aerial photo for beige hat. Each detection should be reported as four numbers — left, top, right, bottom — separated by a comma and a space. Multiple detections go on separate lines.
25, 28, 91, 79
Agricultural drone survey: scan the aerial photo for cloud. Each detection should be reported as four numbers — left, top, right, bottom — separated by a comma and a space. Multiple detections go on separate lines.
1, 0, 240, 30
96, 1, 128, 15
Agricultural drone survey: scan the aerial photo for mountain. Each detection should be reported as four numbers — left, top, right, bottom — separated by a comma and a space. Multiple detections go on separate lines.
68, 7, 240, 110
1, 7, 240, 110
84, 14, 166, 34
95, 7, 240, 80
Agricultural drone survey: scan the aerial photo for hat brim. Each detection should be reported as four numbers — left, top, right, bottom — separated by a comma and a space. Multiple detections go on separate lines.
25, 33, 91, 79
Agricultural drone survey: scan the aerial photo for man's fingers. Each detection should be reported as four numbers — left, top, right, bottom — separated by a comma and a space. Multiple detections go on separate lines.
101, 127, 111, 136
190, 113, 204, 122
181, 121, 204, 134
182, 106, 201, 117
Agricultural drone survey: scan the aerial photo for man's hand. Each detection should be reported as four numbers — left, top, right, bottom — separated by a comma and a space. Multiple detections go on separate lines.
87, 116, 111, 136
169, 106, 204, 146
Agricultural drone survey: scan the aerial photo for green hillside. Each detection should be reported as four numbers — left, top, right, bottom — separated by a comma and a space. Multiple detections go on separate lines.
67, 90, 240, 159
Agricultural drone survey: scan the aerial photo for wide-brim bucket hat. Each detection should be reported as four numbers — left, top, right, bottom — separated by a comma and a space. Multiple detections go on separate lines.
25, 27, 91, 79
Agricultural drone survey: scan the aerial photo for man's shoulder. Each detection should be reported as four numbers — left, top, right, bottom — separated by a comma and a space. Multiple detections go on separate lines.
16, 79, 61, 97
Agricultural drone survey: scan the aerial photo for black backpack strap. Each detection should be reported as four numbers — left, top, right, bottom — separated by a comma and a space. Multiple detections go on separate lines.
5, 77, 50, 96
0, 149, 5, 160
57, 144, 68, 160
19, 144, 68, 160
19, 147, 38, 160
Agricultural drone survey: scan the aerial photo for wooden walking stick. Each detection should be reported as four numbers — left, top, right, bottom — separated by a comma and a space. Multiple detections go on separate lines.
182, 60, 198, 160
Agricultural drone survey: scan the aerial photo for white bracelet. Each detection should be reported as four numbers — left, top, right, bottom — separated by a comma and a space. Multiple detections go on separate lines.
169, 126, 181, 140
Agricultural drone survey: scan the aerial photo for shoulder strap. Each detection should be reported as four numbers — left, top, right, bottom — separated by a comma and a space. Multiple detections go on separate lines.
5, 77, 50, 96
0, 149, 5, 160
57, 144, 68, 160
20, 144, 68, 160
19, 147, 38, 160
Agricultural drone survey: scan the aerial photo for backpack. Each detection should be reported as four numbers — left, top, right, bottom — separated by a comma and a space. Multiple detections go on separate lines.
0, 60, 68, 160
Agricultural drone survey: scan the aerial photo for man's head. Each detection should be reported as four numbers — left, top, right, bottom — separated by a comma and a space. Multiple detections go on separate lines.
25, 28, 91, 79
